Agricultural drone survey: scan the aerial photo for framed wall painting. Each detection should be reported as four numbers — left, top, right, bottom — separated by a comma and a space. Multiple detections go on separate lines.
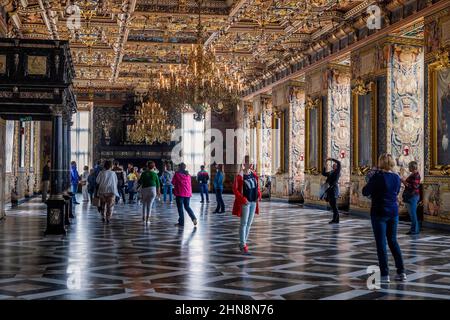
305, 99, 322, 173
352, 82, 378, 171
429, 64, 450, 174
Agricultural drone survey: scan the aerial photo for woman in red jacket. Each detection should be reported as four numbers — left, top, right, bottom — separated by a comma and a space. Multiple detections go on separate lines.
232, 156, 262, 254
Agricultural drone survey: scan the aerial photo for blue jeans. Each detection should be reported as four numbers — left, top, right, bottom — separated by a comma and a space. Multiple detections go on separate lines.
71, 184, 78, 203
215, 188, 225, 212
163, 185, 173, 202
200, 183, 209, 202
371, 215, 405, 277
176, 196, 197, 226
239, 202, 257, 248
405, 194, 420, 233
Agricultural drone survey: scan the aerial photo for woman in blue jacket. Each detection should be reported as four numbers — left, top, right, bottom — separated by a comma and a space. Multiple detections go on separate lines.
213, 164, 225, 213
362, 153, 406, 283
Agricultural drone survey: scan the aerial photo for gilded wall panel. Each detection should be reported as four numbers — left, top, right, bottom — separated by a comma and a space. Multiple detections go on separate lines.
350, 175, 371, 213
422, 179, 450, 224
271, 82, 305, 200
303, 174, 327, 206
260, 97, 272, 177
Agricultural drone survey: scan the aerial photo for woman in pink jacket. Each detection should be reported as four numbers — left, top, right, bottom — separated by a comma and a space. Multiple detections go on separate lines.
172, 163, 198, 227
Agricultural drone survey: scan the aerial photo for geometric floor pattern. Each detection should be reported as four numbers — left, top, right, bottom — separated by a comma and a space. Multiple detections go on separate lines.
0, 194, 450, 300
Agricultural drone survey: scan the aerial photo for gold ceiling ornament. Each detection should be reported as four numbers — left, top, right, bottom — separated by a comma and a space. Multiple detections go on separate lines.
434, 47, 450, 70
352, 77, 373, 96
304, 95, 320, 110
128, 99, 176, 144
76, 0, 99, 21
153, 0, 242, 121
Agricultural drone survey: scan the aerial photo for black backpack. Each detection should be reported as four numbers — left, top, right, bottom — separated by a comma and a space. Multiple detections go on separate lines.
115, 170, 125, 187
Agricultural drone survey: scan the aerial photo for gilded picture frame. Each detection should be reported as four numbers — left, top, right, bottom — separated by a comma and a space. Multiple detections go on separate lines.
428, 62, 450, 175
26, 55, 47, 76
0, 55, 6, 74
305, 98, 322, 174
352, 82, 378, 172
272, 110, 286, 174
256, 116, 261, 173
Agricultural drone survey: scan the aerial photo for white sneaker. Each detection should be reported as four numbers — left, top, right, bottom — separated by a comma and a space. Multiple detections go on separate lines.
395, 273, 407, 281
381, 275, 390, 283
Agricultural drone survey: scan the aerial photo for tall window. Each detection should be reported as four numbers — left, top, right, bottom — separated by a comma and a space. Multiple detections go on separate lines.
71, 111, 90, 168
182, 112, 204, 175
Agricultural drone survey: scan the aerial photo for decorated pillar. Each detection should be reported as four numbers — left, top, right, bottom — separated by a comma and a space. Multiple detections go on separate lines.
303, 64, 351, 208
46, 107, 67, 235
327, 65, 351, 207
0, 118, 5, 219
271, 81, 306, 201
248, 94, 272, 196
350, 36, 424, 214
423, 7, 450, 226
0, 5, 7, 37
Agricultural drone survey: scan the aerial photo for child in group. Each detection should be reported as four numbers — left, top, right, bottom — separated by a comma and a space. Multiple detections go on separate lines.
127, 168, 138, 204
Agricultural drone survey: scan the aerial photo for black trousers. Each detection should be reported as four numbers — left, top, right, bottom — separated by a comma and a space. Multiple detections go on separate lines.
116, 186, 126, 204
215, 188, 225, 212
327, 192, 339, 222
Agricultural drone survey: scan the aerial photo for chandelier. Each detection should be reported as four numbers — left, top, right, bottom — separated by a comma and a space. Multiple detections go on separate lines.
154, 0, 242, 121
128, 100, 176, 144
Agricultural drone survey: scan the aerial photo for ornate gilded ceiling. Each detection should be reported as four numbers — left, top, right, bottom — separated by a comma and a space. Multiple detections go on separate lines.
1, 0, 403, 95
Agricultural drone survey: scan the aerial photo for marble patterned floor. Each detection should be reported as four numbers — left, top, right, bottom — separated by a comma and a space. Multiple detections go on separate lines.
0, 194, 449, 300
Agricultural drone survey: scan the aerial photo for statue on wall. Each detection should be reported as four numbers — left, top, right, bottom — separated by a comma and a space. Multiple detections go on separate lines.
101, 119, 113, 146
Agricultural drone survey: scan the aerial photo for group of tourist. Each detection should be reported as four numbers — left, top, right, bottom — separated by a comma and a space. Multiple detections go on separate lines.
61, 157, 260, 254
322, 154, 422, 283
43, 152, 423, 261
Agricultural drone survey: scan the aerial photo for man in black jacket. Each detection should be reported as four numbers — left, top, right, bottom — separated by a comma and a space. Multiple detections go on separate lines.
322, 158, 341, 224
112, 161, 126, 204
42, 160, 51, 202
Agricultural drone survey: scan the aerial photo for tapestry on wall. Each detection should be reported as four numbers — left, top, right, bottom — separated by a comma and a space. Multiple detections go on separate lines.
328, 68, 351, 183
389, 45, 424, 178
290, 91, 305, 195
